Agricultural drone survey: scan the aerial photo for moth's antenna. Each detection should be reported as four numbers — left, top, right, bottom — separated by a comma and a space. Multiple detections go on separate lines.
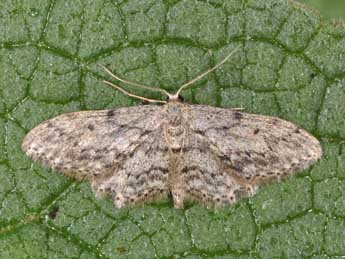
101, 65, 174, 99
103, 80, 167, 104
174, 46, 241, 97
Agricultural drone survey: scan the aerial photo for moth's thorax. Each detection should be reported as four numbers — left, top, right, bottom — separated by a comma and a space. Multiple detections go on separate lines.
165, 102, 185, 125
164, 102, 186, 150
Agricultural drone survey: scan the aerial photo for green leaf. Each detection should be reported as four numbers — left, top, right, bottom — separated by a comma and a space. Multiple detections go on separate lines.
297, 0, 345, 19
1, 0, 345, 258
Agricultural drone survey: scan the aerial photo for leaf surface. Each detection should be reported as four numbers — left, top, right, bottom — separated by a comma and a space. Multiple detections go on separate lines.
1, 0, 345, 258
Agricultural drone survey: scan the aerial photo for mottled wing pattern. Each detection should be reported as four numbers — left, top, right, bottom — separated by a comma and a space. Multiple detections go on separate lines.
23, 102, 323, 208
184, 105, 322, 195
95, 129, 170, 207
176, 132, 256, 207
22, 105, 170, 206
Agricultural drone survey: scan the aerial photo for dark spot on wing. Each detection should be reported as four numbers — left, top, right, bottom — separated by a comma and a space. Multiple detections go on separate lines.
78, 153, 91, 160
256, 157, 268, 167
221, 125, 230, 130
271, 118, 280, 125
93, 154, 104, 160
229, 163, 243, 172
43, 134, 53, 143
254, 128, 260, 134
268, 154, 280, 164
234, 112, 243, 120
87, 124, 95, 131
105, 163, 113, 169
107, 110, 115, 117
46, 122, 54, 128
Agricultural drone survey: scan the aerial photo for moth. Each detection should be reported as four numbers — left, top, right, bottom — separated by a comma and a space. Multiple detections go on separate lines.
22, 47, 322, 209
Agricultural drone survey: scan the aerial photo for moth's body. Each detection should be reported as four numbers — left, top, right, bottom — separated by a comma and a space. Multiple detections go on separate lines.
22, 101, 322, 208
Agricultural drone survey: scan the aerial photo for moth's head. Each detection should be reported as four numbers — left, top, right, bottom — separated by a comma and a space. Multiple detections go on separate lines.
166, 93, 184, 103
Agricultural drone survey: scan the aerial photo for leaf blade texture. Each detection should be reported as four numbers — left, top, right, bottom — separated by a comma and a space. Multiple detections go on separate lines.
1, 0, 345, 258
